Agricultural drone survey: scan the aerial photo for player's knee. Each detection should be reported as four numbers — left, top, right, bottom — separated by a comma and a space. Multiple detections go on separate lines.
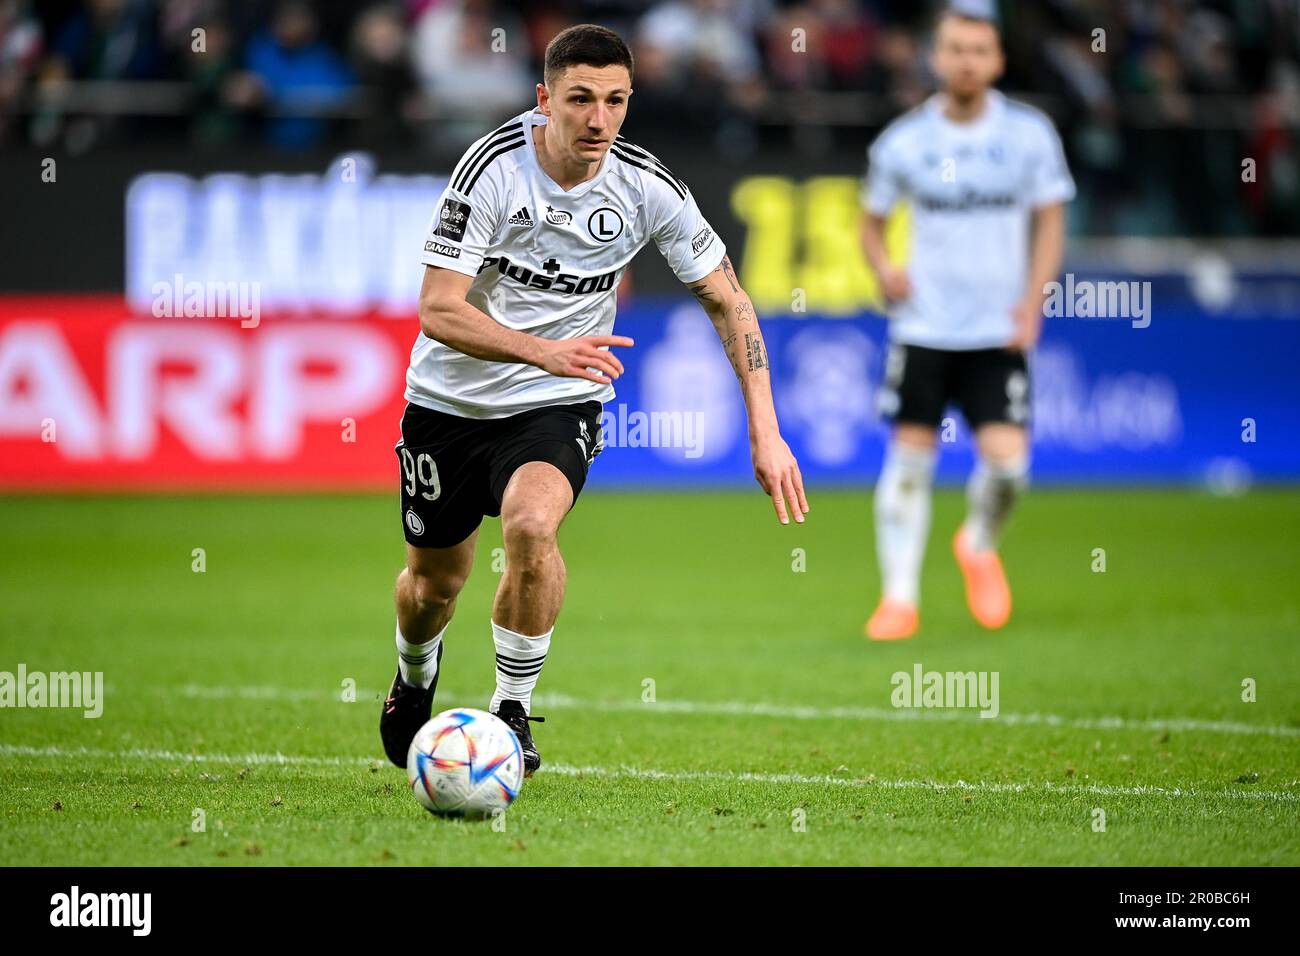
978, 455, 1031, 498
976, 425, 1028, 464
501, 509, 558, 565
408, 568, 468, 613
894, 424, 938, 450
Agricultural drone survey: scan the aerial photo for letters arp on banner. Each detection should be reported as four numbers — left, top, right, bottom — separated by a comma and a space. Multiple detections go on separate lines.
0, 297, 406, 489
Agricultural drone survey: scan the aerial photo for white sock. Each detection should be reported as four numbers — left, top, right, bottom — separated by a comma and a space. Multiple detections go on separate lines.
962, 455, 1029, 552
874, 443, 936, 606
489, 620, 551, 715
396, 620, 445, 689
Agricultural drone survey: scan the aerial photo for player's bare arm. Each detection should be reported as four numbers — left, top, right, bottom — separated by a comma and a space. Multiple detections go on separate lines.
1008, 202, 1066, 351
418, 264, 634, 385
687, 255, 809, 525
861, 212, 911, 302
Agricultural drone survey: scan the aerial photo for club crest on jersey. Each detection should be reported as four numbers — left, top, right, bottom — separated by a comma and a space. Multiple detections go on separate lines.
434, 198, 471, 242
587, 207, 624, 243
545, 205, 572, 226
507, 206, 534, 226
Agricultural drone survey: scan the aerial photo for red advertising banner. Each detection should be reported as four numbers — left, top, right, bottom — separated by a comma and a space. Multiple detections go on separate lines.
0, 297, 412, 490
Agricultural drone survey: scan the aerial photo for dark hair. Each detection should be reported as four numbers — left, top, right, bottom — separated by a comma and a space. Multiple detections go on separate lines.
544, 24, 634, 87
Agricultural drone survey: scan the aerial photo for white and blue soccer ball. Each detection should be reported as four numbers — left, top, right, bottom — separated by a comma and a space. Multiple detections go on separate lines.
407, 708, 523, 819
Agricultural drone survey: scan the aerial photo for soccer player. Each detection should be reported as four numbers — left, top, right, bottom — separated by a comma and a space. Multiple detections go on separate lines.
381, 24, 808, 772
860, 8, 1073, 641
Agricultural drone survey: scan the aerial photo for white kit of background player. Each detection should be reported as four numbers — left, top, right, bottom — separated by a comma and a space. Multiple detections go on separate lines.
860, 10, 1074, 642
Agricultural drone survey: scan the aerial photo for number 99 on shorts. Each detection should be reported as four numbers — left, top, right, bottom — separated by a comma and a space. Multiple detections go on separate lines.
400, 447, 441, 501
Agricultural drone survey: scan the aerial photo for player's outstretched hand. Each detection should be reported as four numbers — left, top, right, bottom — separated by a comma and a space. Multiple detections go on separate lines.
880, 266, 912, 303
1006, 297, 1043, 352
537, 335, 635, 384
752, 433, 809, 525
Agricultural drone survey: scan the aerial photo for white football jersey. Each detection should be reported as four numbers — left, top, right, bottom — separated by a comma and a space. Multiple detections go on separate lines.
410, 106, 726, 418
862, 90, 1075, 350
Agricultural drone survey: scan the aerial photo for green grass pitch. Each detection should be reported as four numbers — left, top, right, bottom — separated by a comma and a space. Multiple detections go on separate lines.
1, 487, 1297, 866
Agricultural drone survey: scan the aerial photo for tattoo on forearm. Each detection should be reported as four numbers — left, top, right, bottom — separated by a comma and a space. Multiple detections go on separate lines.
721, 256, 740, 294
720, 331, 742, 381
688, 281, 717, 305
732, 300, 754, 324
744, 331, 767, 372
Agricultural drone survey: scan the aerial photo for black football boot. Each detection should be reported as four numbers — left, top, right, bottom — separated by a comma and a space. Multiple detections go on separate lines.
379, 643, 444, 767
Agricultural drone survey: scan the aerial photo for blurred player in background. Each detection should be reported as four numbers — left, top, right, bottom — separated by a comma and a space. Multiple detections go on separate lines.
860, 6, 1074, 641
381, 24, 807, 773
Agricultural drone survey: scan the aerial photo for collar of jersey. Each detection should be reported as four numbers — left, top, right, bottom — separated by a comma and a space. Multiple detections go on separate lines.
926, 88, 1005, 135
519, 107, 613, 198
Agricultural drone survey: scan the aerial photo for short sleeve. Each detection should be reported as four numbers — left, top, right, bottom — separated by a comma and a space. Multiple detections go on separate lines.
418, 169, 503, 277
1026, 119, 1076, 208
862, 130, 905, 215
649, 183, 726, 284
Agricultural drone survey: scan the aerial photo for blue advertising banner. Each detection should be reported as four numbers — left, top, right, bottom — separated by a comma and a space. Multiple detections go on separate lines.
587, 291, 1299, 489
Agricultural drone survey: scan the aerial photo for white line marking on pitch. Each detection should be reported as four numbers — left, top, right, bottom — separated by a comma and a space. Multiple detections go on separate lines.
164, 683, 1300, 739
2, 744, 1296, 803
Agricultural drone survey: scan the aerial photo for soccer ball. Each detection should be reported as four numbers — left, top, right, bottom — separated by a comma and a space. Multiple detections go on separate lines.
407, 708, 523, 819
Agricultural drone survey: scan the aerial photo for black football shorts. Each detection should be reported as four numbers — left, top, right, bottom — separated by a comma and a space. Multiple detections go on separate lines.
396, 399, 604, 549
877, 343, 1031, 431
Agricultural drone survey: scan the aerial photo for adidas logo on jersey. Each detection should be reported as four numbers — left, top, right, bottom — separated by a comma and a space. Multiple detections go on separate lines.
507, 206, 534, 226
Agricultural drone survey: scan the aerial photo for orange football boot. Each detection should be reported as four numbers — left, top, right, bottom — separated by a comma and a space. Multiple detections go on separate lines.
865, 598, 919, 641
952, 527, 1011, 629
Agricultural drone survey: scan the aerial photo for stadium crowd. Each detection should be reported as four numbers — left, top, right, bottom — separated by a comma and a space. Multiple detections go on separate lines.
2, 0, 1296, 235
